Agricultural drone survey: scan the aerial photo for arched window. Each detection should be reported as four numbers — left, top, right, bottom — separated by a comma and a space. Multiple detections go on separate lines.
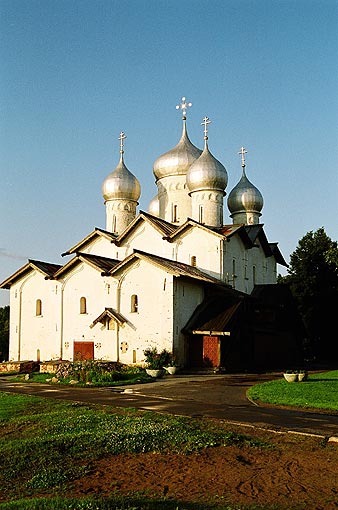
36, 299, 42, 316
131, 294, 138, 313
80, 297, 87, 314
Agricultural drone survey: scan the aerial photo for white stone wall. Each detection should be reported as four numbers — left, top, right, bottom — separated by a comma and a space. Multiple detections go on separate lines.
105, 199, 137, 234
60, 264, 116, 361
113, 259, 175, 364
173, 279, 204, 364
190, 190, 224, 228
222, 236, 277, 293
8, 272, 60, 362
157, 176, 191, 224
174, 228, 223, 279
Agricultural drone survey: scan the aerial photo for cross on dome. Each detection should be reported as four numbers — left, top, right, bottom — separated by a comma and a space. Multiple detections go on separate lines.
119, 131, 126, 154
176, 96, 192, 119
201, 116, 211, 140
238, 146, 247, 167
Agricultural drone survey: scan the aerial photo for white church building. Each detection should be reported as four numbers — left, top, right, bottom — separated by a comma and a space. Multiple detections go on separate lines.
2, 98, 302, 370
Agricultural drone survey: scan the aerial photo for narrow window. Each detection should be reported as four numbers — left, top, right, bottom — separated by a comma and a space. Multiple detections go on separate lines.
36, 299, 42, 316
253, 265, 256, 286
172, 204, 178, 223
131, 294, 138, 313
191, 255, 197, 267
199, 205, 203, 224
132, 349, 137, 363
80, 296, 87, 314
112, 215, 117, 233
232, 259, 236, 289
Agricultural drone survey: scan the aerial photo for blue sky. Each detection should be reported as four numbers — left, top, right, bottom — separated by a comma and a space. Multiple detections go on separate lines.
0, 0, 337, 306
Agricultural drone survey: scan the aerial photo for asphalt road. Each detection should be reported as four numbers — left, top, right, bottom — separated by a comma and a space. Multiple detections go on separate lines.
1, 373, 338, 438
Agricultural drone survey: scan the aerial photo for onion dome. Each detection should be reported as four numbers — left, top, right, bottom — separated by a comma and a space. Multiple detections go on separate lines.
227, 147, 263, 216
148, 194, 160, 216
153, 97, 202, 180
186, 116, 228, 193
102, 132, 141, 202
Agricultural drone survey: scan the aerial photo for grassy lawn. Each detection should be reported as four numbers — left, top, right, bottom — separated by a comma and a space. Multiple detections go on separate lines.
0, 496, 277, 510
247, 370, 338, 411
0, 392, 269, 510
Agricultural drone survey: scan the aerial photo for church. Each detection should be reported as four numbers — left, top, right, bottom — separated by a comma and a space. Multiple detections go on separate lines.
1, 98, 303, 370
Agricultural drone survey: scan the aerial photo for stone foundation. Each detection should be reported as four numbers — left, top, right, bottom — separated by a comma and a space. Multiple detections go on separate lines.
0, 361, 39, 373
39, 361, 68, 374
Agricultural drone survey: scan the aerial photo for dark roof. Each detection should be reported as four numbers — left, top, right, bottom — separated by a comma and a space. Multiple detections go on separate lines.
115, 211, 178, 244
28, 260, 62, 276
78, 253, 120, 273
110, 249, 226, 285
53, 252, 119, 278
0, 259, 62, 289
183, 290, 245, 335
90, 307, 127, 328
269, 243, 288, 266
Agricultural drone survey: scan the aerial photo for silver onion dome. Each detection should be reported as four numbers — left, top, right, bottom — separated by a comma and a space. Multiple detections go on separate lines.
186, 116, 228, 193
148, 194, 160, 216
102, 155, 141, 201
186, 143, 228, 192
227, 166, 263, 215
153, 119, 202, 181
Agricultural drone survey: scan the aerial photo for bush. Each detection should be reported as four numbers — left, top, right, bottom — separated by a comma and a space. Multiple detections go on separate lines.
55, 361, 143, 384
143, 348, 173, 369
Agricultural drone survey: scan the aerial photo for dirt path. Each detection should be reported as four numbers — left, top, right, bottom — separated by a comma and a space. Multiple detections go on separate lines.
69, 427, 338, 509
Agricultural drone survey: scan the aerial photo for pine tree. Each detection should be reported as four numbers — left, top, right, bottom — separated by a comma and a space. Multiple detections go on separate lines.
280, 228, 338, 362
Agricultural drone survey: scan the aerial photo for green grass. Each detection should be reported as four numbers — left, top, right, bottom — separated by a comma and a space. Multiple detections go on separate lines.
0, 392, 269, 507
247, 370, 338, 411
0, 495, 282, 510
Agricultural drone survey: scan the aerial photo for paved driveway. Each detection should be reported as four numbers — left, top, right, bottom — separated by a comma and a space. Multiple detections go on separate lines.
1, 373, 338, 438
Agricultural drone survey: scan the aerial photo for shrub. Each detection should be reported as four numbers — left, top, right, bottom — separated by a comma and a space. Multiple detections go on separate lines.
143, 348, 172, 369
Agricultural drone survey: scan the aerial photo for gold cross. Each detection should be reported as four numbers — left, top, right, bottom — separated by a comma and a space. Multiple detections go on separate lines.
176, 96, 192, 119
119, 131, 126, 154
238, 146, 247, 167
201, 116, 211, 139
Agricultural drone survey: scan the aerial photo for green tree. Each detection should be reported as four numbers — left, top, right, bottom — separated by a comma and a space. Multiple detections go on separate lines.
0, 306, 9, 361
279, 228, 338, 362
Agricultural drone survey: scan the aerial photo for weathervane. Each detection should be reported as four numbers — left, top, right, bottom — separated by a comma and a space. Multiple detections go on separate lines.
119, 131, 126, 154
201, 116, 211, 140
176, 96, 192, 119
238, 146, 247, 167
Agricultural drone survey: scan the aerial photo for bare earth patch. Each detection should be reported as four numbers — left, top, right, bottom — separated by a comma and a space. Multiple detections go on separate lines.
68, 428, 338, 509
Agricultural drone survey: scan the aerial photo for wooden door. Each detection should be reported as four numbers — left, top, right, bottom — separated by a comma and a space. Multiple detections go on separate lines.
203, 335, 220, 367
73, 341, 94, 361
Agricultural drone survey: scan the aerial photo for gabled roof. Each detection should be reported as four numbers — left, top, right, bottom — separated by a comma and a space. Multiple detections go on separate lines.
163, 219, 243, 242
53, 252, 119, 279
115, 211, 178, 244
0, 260, 62, 289
90, 307, 127, 328
183, 290, 245, 335
109, 249, 226, 285
269, 243, 288, 267
62, 227, 118, 256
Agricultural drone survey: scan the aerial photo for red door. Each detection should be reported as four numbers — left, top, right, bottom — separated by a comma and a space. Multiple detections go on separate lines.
73, 341, 94, 361
203, 335, 220, 367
